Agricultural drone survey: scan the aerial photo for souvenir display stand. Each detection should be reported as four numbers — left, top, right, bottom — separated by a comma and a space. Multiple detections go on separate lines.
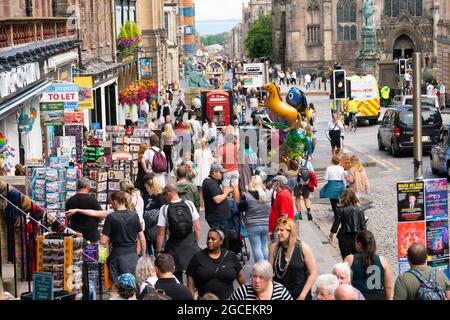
36, 233, 84, 297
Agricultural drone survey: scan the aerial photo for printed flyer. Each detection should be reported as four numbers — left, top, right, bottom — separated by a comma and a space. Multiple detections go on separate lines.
397, 221, 426, 259
427, 259, 450, 279
426, 220, 449, 260
424, 179, 448, 221
397, 181, 424, 222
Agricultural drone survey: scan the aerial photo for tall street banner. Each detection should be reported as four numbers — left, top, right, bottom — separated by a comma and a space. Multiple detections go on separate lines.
74, 77, 94, 109
41, 83, 79, 110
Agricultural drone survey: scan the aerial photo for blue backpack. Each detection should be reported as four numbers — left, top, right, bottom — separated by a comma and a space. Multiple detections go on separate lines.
408, 269, 448, 300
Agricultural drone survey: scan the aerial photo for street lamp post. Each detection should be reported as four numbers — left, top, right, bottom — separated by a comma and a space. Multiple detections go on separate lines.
412, 52, 423, 180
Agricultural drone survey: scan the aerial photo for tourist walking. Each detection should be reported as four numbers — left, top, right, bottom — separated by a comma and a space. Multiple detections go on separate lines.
328, 189, 367, 259
320, 155, 346, 219
194, 139, 214, 208
344, 230, 393, 300
238, 175, 271, 262
269, 218, 317, 300
187, 227, 246, 300
156, 184, 201, 284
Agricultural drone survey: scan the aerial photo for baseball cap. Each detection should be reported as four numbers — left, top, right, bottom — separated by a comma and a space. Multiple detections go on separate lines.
210, 164, 226, 173
118, 273, 136, 291
272, 175, 288, 186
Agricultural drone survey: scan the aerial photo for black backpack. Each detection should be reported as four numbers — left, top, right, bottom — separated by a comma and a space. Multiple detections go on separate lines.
167, 201, 193, 239
143, 208, 160, 241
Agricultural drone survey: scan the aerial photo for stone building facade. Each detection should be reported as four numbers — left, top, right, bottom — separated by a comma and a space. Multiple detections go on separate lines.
272, 0, 439, 76
436, 0, 450, 86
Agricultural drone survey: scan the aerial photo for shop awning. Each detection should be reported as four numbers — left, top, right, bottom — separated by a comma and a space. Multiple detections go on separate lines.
0, 80, 51, 120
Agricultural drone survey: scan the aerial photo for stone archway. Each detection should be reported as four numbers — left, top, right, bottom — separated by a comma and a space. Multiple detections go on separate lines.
384, 26, 425, 60
393, 34, 415, 59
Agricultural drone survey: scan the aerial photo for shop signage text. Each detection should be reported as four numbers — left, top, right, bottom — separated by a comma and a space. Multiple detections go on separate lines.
0, 62, 41, 99
41, 84, 79, 110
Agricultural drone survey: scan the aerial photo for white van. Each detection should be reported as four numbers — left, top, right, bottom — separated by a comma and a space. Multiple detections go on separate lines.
401, 95, 440, 109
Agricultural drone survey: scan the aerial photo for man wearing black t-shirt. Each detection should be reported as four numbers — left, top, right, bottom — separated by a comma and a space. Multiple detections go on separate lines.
155, 254, 193, 300
202, 164, 236, 229
65, 177, 102, 243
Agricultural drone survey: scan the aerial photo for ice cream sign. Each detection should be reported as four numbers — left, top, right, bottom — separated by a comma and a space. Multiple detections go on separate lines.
41, 83, 79, 110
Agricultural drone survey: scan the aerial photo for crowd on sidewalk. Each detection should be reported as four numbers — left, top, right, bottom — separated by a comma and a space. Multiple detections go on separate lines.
1, 82, 449, 301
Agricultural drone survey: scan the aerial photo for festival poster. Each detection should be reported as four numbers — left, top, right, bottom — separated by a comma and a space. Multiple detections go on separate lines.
426, 220, 449, 260
424, 179, 448, 221
74, 77, 94, 110
397, 221, 426, 259
427, 259, 450, 279
397, 181, 424, 222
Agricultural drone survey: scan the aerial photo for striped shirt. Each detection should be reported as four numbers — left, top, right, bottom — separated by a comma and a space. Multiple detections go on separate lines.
229, 282, 293, 300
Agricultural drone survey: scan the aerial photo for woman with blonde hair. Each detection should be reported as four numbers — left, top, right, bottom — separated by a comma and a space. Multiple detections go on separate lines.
162, 123, 175, 174
134, 143, 148, 193
268, 218, 317, 300
120, 179, 144, 226
345, 155, 370, 198
135, 255, 158, 294
238, 175, 272, 262
194, 138, 214, 208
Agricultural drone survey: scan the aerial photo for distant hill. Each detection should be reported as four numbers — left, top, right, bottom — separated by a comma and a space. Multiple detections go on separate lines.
196, 19, 241, 36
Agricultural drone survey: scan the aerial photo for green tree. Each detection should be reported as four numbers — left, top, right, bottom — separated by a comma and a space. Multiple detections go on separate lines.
245, 14, 272, 58
201, 33, 225, 46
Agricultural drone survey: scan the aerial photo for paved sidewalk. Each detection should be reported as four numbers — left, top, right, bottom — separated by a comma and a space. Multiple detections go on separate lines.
297, 220, 340, 275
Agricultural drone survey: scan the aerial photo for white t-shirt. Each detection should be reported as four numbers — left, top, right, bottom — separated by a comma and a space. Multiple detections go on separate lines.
404, 73, 412, 82
189, 119, 202, 137
202, 123, 217, 141
249, 97, 259, 110
139, 276, 158, 293
440, 85, 446, 94
194, 98, 201, 109
157, 199, 199, 228
326, 120, 345, 139
427, 84, 434, 96
305, 74, 311, 83
132, 192, 145, 229
324, 165, 346, 184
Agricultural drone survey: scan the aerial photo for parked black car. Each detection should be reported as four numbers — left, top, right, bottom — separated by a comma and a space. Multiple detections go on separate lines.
377, 105, 443, 157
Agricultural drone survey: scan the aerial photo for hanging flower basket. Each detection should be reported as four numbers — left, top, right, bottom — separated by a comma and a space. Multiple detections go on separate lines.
117, 21, 142, 55
119, 79, 158, 106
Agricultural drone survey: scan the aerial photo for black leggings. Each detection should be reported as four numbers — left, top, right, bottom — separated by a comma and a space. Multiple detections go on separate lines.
163, 145, 173, 173
338, 232, 357, 260
330, 198, 339, 218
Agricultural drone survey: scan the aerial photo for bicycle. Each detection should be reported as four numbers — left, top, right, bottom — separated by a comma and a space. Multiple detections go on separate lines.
348, 111, 358, 132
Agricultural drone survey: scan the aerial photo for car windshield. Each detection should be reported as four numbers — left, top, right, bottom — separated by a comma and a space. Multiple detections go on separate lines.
404, 98, 436, 108
398, 110, 442, 127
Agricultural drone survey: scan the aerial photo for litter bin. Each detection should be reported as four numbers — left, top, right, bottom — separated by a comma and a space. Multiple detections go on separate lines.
20, 290, 76, 300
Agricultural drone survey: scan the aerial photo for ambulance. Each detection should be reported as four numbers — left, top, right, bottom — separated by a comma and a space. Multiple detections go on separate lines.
345, 75, 380, 125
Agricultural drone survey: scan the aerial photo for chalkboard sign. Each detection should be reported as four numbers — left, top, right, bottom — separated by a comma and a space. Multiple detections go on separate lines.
33, 272, 54, 300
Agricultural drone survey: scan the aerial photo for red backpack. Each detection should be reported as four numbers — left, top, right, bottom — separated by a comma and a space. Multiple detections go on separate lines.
151, 148, 167, 173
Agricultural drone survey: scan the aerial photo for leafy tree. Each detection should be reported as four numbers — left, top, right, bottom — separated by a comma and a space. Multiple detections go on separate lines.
202, 33, 225, 46
245, 14, 272, 58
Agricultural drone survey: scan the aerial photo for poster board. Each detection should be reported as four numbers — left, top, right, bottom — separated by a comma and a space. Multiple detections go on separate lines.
397, 179, 449, 277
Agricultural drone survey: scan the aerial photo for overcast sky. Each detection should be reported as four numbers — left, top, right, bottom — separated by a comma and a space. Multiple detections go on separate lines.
195, 0, 248, 21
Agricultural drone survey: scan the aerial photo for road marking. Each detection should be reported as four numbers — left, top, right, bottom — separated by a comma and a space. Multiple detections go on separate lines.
345, 143, 401, 171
